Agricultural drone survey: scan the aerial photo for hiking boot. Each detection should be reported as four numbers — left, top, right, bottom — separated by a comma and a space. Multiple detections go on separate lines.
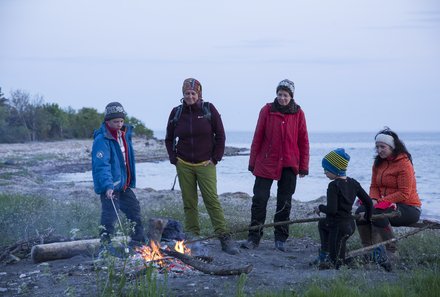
240, 240, 259, 250
274, 240, 286, 252
219, 235, 240, 255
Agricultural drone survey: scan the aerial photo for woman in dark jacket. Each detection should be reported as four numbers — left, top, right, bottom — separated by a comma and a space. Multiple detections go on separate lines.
241, 79, 310, 252
165, 78, 239, 255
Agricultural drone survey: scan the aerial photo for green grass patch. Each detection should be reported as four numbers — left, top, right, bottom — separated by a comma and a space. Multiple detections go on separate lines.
0, 193, 100, 246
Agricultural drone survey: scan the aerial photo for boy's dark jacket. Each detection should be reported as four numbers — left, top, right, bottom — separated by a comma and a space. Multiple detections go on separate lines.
319, 177, 373, 220
92, 123, 136, 194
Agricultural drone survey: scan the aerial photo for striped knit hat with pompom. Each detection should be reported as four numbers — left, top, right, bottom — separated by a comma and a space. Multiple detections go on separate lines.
322, 148, 350, 176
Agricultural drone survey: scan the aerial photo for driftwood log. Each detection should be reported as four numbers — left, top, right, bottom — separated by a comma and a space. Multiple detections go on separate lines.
31, 238, 101, 263
163, 249, 253, 275
30, 218, 169, 263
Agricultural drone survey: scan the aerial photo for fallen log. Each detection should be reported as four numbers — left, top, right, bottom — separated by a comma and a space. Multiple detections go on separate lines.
31, 238, 101, 263
30, 217, 172, 263
162, 249, 253, 276
347, 223, 434, 259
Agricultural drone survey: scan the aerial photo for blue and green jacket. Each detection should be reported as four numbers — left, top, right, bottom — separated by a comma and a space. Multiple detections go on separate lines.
92, 122, 136, 194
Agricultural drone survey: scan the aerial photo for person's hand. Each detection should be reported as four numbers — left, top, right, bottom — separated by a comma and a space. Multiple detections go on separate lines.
106, 189, 114, 199
372, 199, 378, 206
299, 174, 306, 178
313, 206, 321, 216
204, 160, 214, 166
248, 165, 254, 172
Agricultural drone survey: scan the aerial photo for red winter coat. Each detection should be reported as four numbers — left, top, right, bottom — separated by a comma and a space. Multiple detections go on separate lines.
370, 153, 421, 207
249, 103, 310, 180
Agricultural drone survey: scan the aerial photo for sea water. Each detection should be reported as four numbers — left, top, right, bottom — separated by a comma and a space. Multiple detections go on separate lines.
60, 131, 440, 220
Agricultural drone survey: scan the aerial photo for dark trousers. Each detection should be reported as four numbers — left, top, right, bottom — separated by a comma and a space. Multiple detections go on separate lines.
318, 218, 355, 268
248, 168, 297, 243
356, 203, 421, 228
100, 188, 145, 242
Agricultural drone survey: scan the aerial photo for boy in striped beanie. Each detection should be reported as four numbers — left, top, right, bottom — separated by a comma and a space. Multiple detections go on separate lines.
313, 148, 373, 269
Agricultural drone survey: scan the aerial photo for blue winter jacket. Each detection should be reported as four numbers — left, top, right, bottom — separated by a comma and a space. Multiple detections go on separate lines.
92, 123, 136, 194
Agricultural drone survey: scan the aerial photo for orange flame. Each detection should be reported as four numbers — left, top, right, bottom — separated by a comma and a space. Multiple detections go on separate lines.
135, 240, 166, 265
174, 240, 191, 255
135, 240, 192, 267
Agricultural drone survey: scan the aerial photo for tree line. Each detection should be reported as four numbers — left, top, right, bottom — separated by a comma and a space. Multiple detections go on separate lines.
0, 87, 153, 143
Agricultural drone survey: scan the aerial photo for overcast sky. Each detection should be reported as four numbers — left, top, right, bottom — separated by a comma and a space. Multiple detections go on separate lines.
1, 0, 439, 133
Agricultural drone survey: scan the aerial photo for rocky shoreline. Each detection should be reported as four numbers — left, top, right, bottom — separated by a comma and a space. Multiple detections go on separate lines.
0, 138, 429, 297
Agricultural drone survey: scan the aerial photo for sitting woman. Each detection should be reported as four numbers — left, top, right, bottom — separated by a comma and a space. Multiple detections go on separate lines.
356, 127, 422, 267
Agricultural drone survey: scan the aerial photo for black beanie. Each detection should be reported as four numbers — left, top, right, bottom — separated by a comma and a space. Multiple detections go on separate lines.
104, 102, 126, 121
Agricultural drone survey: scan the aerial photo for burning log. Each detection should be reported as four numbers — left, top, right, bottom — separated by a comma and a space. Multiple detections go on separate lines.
163, 249, 253, 276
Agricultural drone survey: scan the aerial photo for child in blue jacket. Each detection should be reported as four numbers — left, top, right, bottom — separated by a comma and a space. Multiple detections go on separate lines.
92, 102, 145, 245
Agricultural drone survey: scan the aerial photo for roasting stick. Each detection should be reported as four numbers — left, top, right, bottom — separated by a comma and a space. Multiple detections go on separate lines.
185, 211, 401, 244
110, 196, 130, 254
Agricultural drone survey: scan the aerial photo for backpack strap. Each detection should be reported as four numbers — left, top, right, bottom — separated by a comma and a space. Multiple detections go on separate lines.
202, 101, 211, 122
171, 104, 183, 127
171, 105, 183, 152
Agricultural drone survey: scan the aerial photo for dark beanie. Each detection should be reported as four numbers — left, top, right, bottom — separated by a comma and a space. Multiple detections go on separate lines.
104, 102, 126, 121
322, 148, 350, 176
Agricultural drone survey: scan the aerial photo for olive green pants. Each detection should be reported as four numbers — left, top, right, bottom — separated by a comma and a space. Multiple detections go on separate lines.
176, 160, 227, 236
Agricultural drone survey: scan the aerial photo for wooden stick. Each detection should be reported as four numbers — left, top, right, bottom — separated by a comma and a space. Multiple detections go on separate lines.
347, 223, 434, 258
186, 211, 401, 244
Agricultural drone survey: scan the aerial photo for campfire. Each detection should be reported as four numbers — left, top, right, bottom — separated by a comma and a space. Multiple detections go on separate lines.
30, 218, 253, 276
132, 240, 194, 273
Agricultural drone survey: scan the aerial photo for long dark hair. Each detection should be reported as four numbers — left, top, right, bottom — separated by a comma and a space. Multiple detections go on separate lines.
374, 127, 413, 167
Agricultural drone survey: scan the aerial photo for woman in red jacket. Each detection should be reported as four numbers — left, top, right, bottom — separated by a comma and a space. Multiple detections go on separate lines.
356, 127, 422, 266
241, 79, 310, 252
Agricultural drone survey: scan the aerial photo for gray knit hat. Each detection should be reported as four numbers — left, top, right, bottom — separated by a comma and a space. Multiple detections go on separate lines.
276, 79, 295, 97
104, 102, 126, 121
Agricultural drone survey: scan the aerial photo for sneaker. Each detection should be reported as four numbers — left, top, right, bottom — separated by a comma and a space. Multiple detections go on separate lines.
240, 240, 259, 250
372, 245, 393, 272
274, 240, 286, 252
